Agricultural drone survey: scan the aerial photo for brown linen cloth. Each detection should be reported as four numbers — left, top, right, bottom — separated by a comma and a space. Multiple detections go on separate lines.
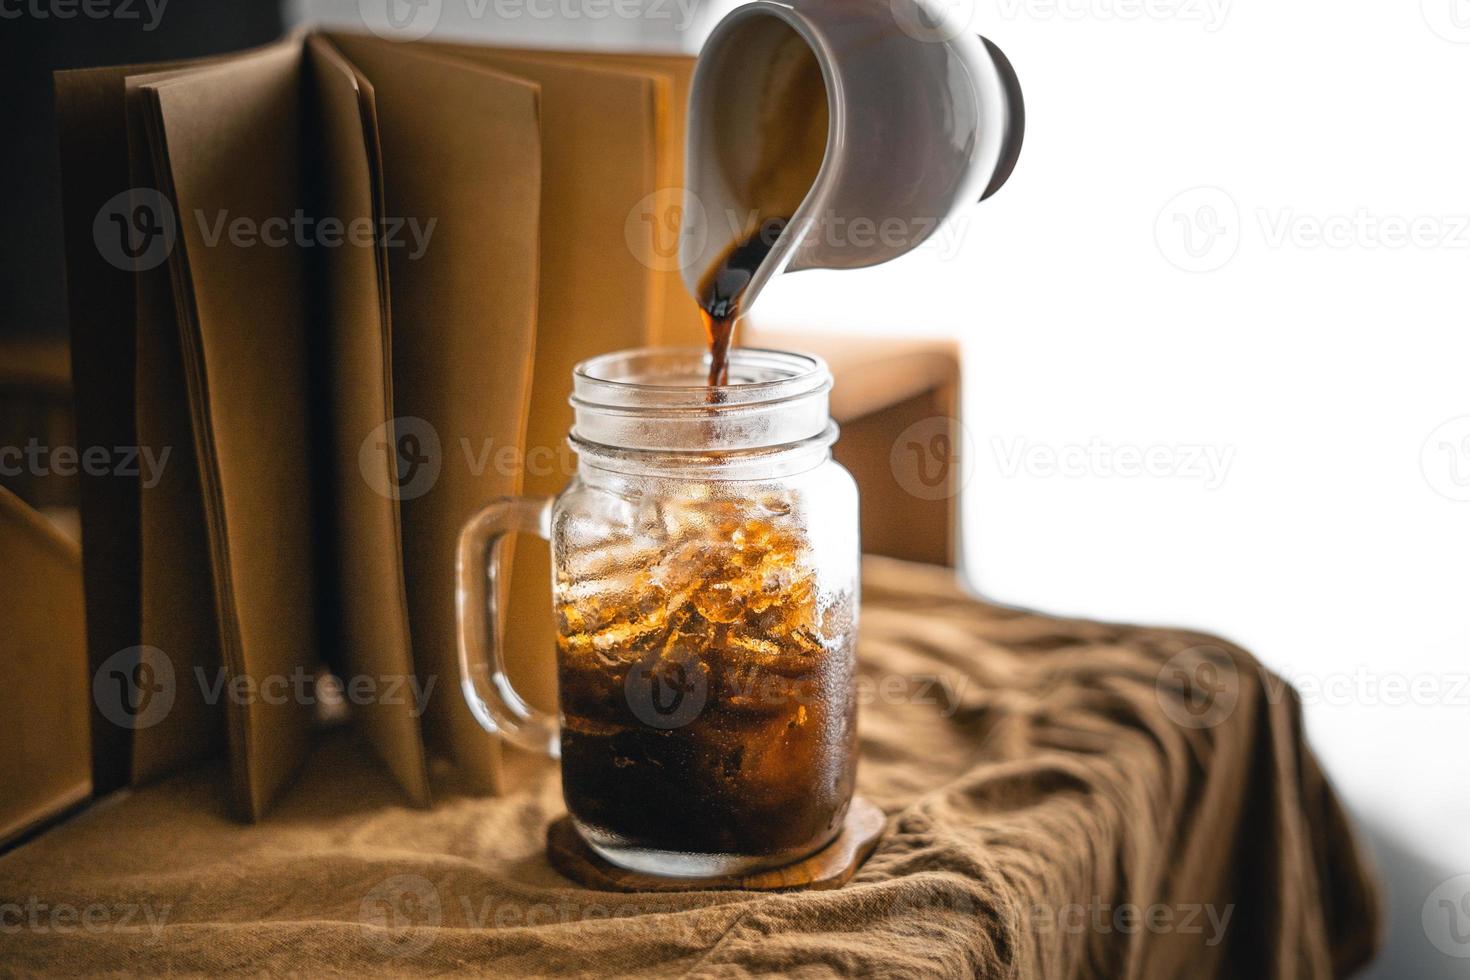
0, 557, 1379, 978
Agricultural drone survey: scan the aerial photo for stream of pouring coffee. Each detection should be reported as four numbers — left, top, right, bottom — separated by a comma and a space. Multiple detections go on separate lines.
697, 216, 790, 387
694, 28, 827, 388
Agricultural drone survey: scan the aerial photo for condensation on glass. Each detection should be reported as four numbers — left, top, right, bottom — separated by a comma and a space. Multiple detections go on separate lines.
457, 348, 860, 877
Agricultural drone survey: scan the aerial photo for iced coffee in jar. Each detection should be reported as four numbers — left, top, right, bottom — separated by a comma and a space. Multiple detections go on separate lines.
457, 348, 859, 877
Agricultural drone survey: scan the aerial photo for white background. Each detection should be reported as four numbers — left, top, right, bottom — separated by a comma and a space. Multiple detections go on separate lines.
298, 0, 1470, 972
764, 4, 1470, 973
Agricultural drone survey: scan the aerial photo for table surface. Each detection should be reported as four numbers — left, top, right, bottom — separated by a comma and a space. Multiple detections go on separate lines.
0, 557, 1378, 978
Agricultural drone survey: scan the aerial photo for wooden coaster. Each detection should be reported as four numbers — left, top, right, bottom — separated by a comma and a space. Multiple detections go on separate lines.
546, 796, 885, 893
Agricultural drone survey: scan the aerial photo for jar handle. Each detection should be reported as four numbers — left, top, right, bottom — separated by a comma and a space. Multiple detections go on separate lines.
455, 496, 559, 757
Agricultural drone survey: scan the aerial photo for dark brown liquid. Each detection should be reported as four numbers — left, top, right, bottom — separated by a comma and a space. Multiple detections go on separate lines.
555, 502, 856, 864
698, 216, 789, 387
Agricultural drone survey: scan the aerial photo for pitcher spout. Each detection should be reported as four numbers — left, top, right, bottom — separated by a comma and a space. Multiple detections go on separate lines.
679, 0, 1025, 321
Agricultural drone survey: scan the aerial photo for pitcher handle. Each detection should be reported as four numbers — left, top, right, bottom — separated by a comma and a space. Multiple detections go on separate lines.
455, 495, 559, 757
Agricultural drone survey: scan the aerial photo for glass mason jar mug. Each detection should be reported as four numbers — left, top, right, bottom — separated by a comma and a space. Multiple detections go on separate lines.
456, 348, 860, 878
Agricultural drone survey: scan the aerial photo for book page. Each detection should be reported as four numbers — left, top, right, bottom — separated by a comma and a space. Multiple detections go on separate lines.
488, 48, 702, 347
126, 67, 228, 785
302, 34, 428, 806
143, 38, 320, 819
328, 34, 542, 792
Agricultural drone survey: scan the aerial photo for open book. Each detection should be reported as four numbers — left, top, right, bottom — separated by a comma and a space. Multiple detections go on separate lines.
56, 31, 701, 820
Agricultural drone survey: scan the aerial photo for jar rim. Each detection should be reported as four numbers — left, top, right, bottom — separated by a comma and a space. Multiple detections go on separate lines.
572, 347, 831, 408
569, 347, 834, 456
